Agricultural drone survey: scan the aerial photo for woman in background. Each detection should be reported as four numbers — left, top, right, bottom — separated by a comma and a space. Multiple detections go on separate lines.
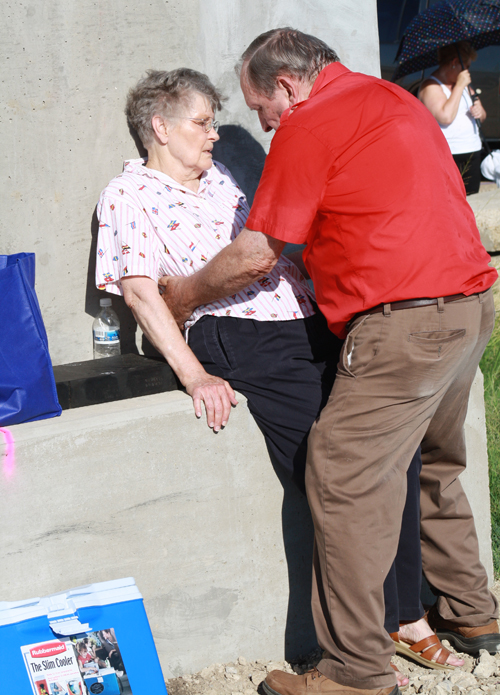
419, 41, 486, 194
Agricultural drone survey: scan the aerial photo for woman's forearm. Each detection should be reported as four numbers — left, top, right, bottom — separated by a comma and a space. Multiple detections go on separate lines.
420, 78, 468, 127
122, 277, 208, 386
431, 84, 464, 126
121, 276, 238, 430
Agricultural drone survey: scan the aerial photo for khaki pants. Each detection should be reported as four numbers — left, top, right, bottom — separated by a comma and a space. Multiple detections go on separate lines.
306, 290, 498, 690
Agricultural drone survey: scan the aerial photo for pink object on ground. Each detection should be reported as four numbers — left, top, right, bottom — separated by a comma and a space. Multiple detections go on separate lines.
0, 427, 15, 478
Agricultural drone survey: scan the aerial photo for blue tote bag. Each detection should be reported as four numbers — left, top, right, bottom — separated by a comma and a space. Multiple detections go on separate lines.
0, 253, 61, 426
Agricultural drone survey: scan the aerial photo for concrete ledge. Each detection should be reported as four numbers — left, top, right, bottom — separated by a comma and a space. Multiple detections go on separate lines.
0, 390, 316, 677
468, 184, 500, 252
0, 371, 493, 677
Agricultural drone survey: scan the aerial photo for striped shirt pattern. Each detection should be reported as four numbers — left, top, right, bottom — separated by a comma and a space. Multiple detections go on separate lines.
96, 158, 315, 329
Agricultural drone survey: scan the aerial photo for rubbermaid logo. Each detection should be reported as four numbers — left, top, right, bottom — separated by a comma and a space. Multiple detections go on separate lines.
30, 642, 67, 658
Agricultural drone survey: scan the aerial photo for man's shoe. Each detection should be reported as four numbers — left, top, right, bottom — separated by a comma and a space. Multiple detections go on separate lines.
427, 607, 500, 656
262, 668, 399, 695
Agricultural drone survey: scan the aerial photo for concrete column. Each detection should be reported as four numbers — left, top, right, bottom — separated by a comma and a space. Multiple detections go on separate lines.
0, 0, 380, 365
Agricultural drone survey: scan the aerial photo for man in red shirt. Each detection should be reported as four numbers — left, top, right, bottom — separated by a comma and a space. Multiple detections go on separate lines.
161, 28, 499, 695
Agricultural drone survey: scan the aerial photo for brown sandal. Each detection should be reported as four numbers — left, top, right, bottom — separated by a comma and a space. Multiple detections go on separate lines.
390, 631, 454, 670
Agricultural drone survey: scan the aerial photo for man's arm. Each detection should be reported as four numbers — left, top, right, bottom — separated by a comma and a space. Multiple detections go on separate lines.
121, 276, 238, 430
158, 227, 286, 327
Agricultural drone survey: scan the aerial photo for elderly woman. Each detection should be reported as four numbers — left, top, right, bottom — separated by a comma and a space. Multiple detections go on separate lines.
96, 69, 460, 680
419, 41, 486, 195
96, 68, 329, 459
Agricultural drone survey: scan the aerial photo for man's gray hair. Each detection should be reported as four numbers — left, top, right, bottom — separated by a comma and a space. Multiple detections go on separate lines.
125, 68, 224, 148
240, 28, 339, 97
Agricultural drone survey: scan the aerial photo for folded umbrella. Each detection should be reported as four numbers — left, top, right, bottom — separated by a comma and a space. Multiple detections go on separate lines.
392, 0, 500, 81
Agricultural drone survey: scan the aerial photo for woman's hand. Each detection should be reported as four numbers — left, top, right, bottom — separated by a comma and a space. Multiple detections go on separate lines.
456, 68, 472, 91
184, 372, 238, 431
158, 275, 194, 329
470, 96, 487, 122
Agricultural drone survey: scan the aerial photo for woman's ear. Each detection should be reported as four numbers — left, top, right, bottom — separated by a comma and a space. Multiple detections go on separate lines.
151, 115, 169, 144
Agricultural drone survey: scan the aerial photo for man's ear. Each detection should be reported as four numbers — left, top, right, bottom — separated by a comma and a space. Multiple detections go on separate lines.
277, 76, 295, 103
151, 115, 169, 144
276, 76, 304, 106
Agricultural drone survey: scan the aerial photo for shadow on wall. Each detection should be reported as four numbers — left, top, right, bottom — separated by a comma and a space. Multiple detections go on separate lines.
212, 124, 266, 206
85, 208, 139, 356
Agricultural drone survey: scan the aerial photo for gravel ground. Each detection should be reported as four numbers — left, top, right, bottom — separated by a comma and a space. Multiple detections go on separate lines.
165, 583, 500, 695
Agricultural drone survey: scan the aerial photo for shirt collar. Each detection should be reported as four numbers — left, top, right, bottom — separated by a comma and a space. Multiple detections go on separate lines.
309, 62, 350, 98
123, 157, 213, 196
279, 62, 351, 125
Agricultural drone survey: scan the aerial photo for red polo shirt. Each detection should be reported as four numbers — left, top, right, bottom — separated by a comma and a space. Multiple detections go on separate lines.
246, 63, 496, 337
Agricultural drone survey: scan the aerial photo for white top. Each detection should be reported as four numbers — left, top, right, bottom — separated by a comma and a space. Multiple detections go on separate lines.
427, 76, 481, 155
96, 159, 315, 330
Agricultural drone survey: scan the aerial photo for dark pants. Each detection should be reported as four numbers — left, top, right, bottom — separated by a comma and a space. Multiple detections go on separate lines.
453, 149, 482, 195
383, 448, 423, 630
189, 311, 341, 490
189, 312, 423, 632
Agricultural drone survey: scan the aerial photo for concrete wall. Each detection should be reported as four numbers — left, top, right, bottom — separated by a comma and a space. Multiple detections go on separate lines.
1, 392, 317, 678
0, 0, 380, 365
462, 369, 494, 583
0, 371, 493, 678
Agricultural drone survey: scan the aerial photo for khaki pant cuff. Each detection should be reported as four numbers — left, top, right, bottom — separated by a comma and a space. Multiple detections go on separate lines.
317, 658, 396, 691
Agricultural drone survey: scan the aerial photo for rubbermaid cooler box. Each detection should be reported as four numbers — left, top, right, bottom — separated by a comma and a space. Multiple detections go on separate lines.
0, 577, 167, 695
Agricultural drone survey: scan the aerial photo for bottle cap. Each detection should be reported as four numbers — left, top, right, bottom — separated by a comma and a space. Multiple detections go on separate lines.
99, 297, 112, 307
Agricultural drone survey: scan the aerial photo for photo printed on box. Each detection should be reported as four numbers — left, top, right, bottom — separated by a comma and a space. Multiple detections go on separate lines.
22, 627, 131, 695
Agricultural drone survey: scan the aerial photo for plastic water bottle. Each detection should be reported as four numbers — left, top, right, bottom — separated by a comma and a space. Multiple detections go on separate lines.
93, 297, 121, 358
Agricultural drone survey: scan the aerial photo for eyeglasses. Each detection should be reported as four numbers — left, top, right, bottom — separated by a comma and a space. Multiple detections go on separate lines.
176, 117, 220, 133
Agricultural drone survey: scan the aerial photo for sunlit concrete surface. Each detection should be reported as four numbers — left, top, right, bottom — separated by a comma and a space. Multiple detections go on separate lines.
0, 0, 380, 366
469, 183, 500, 252
0, 391, 316, 676
0, 370, 493, 676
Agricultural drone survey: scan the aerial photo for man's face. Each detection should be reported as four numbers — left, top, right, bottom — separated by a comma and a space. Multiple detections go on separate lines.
240, 71, 290, 132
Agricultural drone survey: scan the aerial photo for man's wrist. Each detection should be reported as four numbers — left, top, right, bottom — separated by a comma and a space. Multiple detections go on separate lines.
182, 274, 199, 314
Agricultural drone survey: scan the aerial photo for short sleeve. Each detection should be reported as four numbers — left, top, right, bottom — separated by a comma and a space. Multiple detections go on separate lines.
246, 125, 334, 244
95, 195, 162, 294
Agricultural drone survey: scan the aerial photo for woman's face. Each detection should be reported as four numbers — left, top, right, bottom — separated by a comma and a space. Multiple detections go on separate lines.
449, 56, 472, 73
165, 92, 220, 176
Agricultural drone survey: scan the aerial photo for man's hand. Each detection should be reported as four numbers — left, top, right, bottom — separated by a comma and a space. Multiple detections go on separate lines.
184, 372, 238, 431
158, 228, 285, 327
158, 275, 194, 329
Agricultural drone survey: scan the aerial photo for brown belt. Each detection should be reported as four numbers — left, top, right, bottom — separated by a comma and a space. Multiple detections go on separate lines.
350, 293, 470, 324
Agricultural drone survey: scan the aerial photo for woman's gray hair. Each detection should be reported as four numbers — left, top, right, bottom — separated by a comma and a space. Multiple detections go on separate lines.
125, 68, 225, 147
239, 28, 339, 97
